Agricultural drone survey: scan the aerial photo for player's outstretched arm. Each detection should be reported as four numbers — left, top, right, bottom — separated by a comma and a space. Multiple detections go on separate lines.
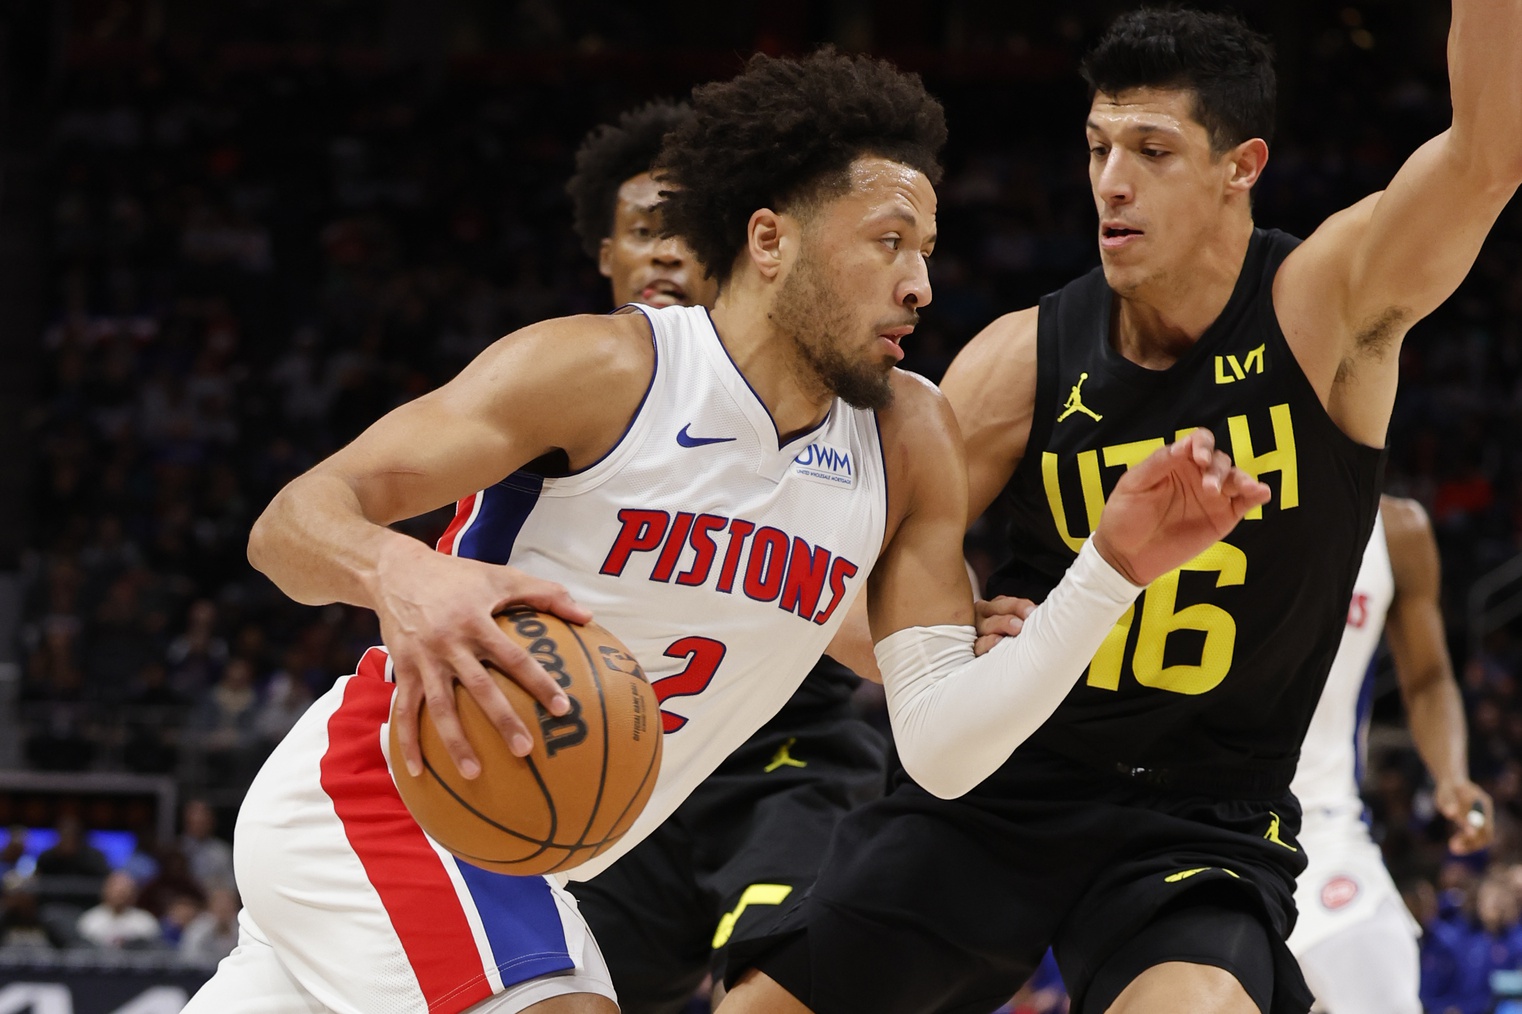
1382, 496, 1494, 853
247, 312, 654, 778
1276, 1, 1522, 447
869, 376, 1269, 797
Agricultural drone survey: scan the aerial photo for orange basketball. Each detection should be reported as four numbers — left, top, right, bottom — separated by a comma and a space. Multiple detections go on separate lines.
390, 609, 662, 876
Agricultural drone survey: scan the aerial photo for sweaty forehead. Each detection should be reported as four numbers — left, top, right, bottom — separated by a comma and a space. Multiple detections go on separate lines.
1088, 87, 1203, 135
844, 157, 937, 218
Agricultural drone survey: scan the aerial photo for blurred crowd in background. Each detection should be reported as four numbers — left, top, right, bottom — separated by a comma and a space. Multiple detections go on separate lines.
6, 1, 1522, 1010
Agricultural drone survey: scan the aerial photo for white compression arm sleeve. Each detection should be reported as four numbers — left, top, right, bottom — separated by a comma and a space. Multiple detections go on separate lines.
877, 538, 1143, 799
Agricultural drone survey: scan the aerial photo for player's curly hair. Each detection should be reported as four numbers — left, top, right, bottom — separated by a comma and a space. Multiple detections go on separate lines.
566, 100, 692, 259
1081, 7, 1275, 154
656, 48, 946, 286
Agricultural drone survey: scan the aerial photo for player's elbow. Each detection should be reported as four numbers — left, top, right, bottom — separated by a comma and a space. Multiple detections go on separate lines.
246, 507, 274, 575
896, 742, 977, 800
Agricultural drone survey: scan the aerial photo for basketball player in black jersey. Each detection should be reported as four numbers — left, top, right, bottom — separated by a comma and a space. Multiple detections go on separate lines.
563, 101, 889, 1014
725, 7, 1522, 1014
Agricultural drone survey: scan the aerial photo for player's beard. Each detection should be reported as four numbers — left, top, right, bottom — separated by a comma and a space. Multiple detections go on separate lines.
770, 250, 895, 411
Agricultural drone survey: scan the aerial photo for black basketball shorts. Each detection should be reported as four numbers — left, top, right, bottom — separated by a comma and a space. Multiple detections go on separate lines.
735, 747, 1314, 1014
571, 709, 888, 1014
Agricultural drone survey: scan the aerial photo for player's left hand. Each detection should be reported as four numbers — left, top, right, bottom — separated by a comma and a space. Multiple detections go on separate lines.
1093, 428, 1271, 586
973, 595, 1037, 656
1436, 778, 1494, 854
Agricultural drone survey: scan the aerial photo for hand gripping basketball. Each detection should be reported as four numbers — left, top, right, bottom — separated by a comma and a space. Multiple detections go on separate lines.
373, 540, 593, 780
1092, 428, 1271, 587
390, 610, 663, 876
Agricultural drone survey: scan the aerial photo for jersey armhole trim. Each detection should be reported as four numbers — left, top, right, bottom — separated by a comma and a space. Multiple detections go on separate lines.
544, 306, 661, 486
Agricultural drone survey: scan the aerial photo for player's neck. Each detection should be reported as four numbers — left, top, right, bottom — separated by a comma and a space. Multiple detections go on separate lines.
1110, 218, 1253, 369
710, 291, 833, 443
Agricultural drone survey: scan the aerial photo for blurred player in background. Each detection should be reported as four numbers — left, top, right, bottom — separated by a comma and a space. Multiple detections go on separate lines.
1288, 495, 1493, 1013
563, 100, 888, 1014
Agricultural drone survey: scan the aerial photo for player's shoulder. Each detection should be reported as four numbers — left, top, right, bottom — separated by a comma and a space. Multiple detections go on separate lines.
955, 306, 1039, 366
474, 311, 656, 392
1379, 494, 1435, 561
1378, 494, 1432, 542
941, 307, 1038, 402
879, 369, 960, 448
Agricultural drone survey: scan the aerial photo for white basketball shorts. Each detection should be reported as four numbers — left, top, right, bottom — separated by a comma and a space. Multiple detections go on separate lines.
182, 648, 616, 1014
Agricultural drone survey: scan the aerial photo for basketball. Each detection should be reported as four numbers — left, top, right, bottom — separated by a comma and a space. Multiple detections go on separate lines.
389, 609, 662, 876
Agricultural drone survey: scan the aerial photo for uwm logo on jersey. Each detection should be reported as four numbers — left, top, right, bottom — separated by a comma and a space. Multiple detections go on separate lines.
791, 440, 855, 488
600, 508, 860, 625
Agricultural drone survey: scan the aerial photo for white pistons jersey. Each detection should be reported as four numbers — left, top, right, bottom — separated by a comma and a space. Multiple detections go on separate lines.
1290, 511, 1393, 819
435, 302, 889, 879
198, 304, 889, 1014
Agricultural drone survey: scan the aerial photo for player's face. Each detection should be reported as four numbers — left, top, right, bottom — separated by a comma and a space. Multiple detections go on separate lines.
600, 172, 719, 309
771, 158, 936, 410
1085, 87, 1236, 296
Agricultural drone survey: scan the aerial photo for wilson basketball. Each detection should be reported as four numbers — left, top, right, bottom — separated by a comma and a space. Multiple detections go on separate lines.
389, 609, 662, 876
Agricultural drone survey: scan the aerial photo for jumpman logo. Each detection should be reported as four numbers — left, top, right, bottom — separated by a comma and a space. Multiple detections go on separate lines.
1264, 812, 1298, 852
1057, 372, 1102, 422
764, 737, 807, 773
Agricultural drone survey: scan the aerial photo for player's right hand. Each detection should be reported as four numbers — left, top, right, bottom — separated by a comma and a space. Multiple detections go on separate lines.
1092, 428, 1270, 586
374, 537, 593, 779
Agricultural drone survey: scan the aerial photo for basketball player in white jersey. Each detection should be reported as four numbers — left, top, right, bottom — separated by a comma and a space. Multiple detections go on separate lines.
1288, 495, 1492, 1013
564, 102, 892, 1014
183, 49, 1270, 1014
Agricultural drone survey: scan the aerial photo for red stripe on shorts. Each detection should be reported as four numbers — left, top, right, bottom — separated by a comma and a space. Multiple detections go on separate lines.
435, 493, 479, 555
319, 673, 492, 1013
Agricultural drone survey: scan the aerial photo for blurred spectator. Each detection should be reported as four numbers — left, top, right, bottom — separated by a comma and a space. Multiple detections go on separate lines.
1422, 871, 1522, 1014
0, 827, 28, 879
166, 599, 229, 697
159, 892, 204, 949
139, 848, 207, 917
76, 870, 161, 949
34, 815, 109, 879
179, 887, 240, 964
255, 666, 315, 745
188, 657, 261, 787
0, 878, 67, 950
180, 800, 234, 893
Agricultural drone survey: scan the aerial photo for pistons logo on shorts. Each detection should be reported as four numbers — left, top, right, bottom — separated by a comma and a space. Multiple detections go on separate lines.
1321, 875, 1360, 910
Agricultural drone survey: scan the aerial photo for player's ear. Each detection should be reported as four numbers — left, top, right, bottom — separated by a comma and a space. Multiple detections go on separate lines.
745, 208, 788, 281
1225, 137, 1268, 197
597, 237, 614, 279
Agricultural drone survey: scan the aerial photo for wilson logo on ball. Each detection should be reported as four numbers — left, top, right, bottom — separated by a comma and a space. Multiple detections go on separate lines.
505, 612, 591, 757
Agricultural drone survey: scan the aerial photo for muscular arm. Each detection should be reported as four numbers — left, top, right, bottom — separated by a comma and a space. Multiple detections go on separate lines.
938, 307, 1038, 525
1382, 496, 1493, 852
1276, 1, 1522, 447
865, 375, 1268, 798
248, 312, 654, 775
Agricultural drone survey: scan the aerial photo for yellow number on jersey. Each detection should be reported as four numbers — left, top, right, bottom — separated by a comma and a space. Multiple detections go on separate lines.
1086, 541, 1247, 695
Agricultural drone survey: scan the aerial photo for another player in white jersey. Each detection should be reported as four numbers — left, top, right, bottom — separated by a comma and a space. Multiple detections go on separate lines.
1288, 495, 1493, 1013
183, 49, 1270, 1014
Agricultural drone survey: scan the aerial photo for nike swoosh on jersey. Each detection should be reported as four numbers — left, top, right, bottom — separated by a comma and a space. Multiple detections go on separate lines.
676, 424, 737, 448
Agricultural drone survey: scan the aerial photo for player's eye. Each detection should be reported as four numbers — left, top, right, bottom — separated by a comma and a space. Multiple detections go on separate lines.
882, 235, 902, 251
1088, 144, 1109, 158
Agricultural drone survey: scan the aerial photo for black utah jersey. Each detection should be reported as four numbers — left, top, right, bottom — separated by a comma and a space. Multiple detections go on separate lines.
987, 228, 1385, 793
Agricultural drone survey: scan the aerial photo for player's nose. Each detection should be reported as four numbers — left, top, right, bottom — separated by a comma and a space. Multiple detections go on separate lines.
899, 256, 932, 310
1096, 152, 1134, 205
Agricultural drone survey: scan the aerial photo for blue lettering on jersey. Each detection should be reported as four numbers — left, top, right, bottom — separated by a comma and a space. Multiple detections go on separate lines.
791, 441, 855, 488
